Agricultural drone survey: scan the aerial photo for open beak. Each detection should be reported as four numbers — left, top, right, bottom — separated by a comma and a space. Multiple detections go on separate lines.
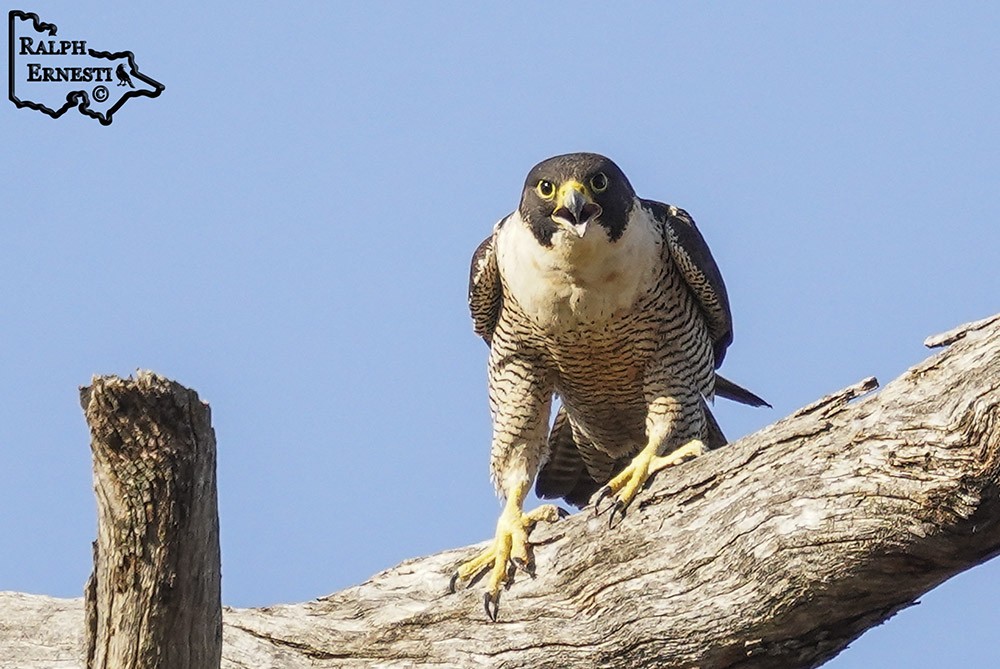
551, 181, 602, 237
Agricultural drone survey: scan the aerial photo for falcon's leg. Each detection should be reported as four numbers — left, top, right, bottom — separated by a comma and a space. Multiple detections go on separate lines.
450, 348, 558, 620
449, 480, 562, 620
595, 385, 706, 524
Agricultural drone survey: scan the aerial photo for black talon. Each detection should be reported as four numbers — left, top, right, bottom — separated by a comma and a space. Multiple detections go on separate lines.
467, 566, 489, 588
557, 506, 570, 519
594, 486, 613, 515
484, 592, 500, 622
609, 500, 627, 528
512, 555, 535, 578
448, 572, 459, 594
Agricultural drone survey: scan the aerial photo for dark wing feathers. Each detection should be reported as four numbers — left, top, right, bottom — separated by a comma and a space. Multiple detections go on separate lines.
535, 406, 598, 507
468, 219, 507, 345
648, 201, 770, 407
643, 200, 734, 368
701, 399, 728, 450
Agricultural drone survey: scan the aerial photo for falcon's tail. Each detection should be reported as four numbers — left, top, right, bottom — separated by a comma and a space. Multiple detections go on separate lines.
715, 374, 770, 408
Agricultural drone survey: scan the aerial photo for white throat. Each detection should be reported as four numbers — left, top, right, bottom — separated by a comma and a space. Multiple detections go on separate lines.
496, 206, 662, 331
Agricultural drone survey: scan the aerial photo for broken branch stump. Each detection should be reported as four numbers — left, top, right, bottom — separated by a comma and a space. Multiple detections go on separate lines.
81, 372, 222, 669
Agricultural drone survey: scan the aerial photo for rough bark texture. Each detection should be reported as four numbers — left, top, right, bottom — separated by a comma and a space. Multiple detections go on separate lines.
81, 372, 222, 669
1, 315, 999, 669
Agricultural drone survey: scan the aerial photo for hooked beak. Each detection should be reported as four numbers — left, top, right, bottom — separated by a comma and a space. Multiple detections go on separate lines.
551, 181, 602, 237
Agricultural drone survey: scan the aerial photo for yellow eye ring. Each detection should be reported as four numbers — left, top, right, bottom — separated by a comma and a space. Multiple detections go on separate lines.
536, 180, 556, 199
590, 172, 609, 193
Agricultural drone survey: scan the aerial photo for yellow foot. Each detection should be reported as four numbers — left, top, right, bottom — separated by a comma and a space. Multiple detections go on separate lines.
595, 438, 706, 526
449, 503, 564, 621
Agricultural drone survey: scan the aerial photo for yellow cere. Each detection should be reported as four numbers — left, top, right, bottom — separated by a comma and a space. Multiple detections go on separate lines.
555, 179, 592, 204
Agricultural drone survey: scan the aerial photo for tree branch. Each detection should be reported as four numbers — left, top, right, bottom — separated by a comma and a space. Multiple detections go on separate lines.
2, 314, 999, 669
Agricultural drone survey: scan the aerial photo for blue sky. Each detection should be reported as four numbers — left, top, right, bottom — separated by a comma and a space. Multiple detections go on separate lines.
2, 3, 998, 666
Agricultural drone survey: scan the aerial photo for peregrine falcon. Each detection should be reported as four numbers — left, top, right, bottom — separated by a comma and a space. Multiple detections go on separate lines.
451, 153, 768, 620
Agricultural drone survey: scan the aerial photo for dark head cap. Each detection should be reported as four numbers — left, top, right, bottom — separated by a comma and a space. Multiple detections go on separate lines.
519, 153, 635, 246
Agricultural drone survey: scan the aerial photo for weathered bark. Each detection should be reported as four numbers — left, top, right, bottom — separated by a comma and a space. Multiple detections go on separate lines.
1, 314, 999, 669
81, 372, 222, 669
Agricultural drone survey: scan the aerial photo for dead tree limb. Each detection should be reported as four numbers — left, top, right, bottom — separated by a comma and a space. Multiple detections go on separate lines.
1, 314, 999, 669
81, 372, 222, 669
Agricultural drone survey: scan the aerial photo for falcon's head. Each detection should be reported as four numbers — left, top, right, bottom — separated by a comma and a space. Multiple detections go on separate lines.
518, 153, 636, 247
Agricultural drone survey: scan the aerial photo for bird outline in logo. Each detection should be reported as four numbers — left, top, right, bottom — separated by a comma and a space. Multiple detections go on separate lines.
115, 63, 134, 88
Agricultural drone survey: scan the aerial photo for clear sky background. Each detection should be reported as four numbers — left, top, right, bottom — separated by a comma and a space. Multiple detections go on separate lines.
2, 3, 998, 666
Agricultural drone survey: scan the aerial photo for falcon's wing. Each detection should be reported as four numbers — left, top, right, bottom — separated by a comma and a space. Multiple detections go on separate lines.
643, 200, 734, 368
468, 218, 507, 345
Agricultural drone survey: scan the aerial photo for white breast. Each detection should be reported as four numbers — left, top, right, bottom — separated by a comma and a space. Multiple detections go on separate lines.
496, 206, 662, 331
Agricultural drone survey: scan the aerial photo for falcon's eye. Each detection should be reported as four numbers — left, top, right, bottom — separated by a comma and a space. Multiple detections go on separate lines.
536, 180, 556, 199
590, 172, 609, 193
